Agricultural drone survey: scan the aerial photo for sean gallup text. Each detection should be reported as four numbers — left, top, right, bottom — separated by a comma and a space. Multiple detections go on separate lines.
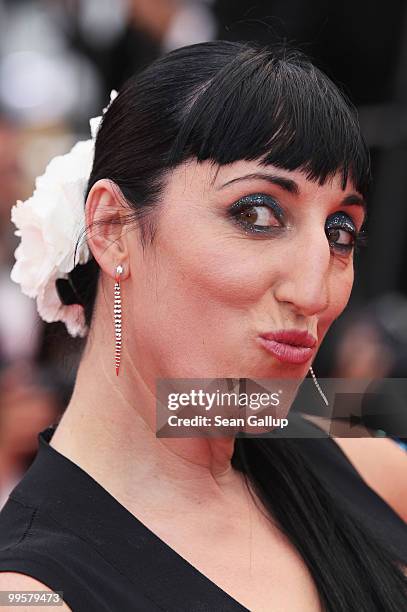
167, 415, 289, 428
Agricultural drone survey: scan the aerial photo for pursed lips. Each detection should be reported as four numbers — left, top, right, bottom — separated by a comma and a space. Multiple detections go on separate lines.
257, 329, 317, 364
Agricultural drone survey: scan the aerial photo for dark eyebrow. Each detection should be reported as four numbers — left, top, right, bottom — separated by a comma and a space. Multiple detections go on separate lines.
217, 172, 367, 221
217, 173, 299, 195
340, 194, 367, 220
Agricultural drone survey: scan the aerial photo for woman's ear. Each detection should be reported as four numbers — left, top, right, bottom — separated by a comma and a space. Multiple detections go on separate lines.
85, 179, 130, 281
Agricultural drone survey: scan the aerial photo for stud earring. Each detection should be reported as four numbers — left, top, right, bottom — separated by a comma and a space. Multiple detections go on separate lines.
114, 264, 123, 376
309, 365, 329, 407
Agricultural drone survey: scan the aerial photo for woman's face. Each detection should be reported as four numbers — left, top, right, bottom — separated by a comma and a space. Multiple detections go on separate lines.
126, 159, 366, 382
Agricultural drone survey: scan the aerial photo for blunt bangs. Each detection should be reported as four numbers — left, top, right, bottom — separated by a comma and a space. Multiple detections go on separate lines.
169, 44, 371, 198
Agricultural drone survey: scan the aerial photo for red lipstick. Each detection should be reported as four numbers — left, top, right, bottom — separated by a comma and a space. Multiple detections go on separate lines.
258, 329, 317, 365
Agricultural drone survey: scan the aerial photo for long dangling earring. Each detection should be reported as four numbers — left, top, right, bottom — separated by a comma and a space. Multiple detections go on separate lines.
309, 365, 329, 407
114, 264, 123, 376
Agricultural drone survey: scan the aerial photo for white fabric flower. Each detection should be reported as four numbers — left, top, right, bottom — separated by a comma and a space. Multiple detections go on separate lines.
9, 90, 118, 337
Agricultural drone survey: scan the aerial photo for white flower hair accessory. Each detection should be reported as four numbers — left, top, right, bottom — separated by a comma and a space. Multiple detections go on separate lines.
10, 90, 118, 338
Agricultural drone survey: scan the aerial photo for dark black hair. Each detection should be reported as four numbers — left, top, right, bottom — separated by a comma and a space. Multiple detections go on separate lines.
59, 41, 407, 610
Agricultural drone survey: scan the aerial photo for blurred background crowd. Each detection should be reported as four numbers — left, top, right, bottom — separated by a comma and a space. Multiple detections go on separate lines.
1, 0, 407, 507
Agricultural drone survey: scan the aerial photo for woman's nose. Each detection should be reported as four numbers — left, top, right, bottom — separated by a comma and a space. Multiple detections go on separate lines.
273, 231, 330, 317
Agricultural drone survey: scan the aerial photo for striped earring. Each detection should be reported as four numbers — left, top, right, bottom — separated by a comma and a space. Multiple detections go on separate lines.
114, 264, 123, 376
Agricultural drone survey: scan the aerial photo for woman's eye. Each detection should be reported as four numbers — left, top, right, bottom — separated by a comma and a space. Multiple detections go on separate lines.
238, 205, 280, 227
326, 228, 354, 247
229, 194, 284, 233
325, 212, 357, 254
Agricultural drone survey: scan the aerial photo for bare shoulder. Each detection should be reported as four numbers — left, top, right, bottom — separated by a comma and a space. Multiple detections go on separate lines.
0, 573, 71, 611
303, 414, 407, 523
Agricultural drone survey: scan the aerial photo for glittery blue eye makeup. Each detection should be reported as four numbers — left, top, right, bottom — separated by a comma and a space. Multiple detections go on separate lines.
325, 211, 366, 255
228, 195, 368, 255
228, 193, 284, 234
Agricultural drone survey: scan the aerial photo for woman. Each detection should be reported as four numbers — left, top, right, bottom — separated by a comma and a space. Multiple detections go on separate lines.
0, 41, 406, 611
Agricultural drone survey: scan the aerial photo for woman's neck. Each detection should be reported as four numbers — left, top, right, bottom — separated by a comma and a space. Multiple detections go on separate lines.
50, 337, 242, 510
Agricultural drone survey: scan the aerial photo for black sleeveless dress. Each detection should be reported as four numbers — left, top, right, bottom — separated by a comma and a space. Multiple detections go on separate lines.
0, 414, 406, 612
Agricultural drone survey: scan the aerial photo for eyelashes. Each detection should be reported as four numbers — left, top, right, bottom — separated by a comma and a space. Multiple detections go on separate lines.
227, 193, 368, 255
